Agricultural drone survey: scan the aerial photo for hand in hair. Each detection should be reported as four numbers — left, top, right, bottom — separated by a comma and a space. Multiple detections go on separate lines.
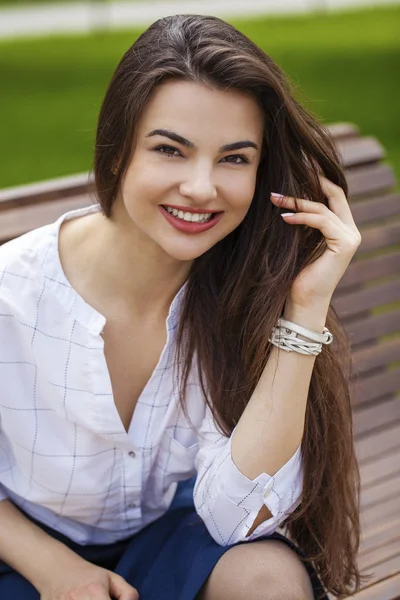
271, 174, 362, 308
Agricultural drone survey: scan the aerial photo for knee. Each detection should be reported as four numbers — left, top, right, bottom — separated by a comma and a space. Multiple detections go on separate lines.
244, 541, 315, 600
252, 571, 312, 600
197, 539, 315, 600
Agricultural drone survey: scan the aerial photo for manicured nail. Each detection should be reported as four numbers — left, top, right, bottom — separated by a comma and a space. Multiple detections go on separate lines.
281, 212, 295, 217
271, 192, 284, 198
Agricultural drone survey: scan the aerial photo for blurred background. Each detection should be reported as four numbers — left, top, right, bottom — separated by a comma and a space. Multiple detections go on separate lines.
0, 0, 398, 189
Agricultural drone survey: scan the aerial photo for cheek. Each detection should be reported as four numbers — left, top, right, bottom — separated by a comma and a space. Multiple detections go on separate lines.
225, 177, 256, 214
121, 163, 167, 205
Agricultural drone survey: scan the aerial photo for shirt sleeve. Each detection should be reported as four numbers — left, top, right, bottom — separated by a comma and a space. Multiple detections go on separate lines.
193, 403, 303, 546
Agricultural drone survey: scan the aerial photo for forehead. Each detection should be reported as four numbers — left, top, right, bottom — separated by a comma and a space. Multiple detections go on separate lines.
138, 80, 264, 145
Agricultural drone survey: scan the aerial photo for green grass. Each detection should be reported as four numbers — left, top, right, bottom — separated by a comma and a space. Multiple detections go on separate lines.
0, 0, 151, 5
0, 4, 399, 189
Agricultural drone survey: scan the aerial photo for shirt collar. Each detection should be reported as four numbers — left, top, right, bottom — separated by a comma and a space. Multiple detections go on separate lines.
43, 202, 188, 336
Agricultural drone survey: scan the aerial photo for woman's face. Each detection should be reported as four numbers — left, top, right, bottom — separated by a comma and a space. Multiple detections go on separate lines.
113, 80, 264, 262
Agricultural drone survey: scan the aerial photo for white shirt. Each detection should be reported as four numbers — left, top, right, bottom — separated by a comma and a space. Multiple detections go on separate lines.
0, 203, 303, 546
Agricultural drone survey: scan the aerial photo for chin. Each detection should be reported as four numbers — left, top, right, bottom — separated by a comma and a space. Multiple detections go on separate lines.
161, 241, 216, 263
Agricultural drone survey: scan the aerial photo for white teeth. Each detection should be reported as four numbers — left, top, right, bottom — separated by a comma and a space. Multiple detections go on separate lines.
164, 206, 214, 223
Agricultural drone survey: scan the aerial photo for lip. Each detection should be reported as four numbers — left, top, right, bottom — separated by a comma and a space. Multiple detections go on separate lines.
161, 204, 222, 215
159, 205, 223, 234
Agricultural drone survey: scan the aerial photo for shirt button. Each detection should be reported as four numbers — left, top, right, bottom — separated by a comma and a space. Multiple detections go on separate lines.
128, 451, 136, 458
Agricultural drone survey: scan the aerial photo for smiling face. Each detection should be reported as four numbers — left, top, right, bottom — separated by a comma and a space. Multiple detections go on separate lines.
111, 79, 264, 262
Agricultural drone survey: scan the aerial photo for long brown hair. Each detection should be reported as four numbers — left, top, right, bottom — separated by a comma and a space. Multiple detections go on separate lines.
93, 14, 362, 597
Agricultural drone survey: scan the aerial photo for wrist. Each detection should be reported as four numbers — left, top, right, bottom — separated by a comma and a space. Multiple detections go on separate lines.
31, 539, 86, 592
283, 299, 329, 336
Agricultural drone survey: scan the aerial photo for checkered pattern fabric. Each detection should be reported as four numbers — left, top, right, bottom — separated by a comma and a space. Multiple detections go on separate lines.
0, 204, 302, 546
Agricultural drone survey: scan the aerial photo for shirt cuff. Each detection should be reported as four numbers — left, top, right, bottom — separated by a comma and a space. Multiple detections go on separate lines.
217, 430, 303, 519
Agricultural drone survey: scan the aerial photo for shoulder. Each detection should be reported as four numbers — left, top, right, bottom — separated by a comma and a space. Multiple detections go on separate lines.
0, 222, 56, 312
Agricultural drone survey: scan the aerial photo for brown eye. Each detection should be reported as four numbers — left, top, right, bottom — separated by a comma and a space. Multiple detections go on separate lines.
222, 155, 249, 164
154, 145, 182, 158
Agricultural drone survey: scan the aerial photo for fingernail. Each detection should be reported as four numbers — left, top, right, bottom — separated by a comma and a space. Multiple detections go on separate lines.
281, 212, 295, 217
271, 192, 284, 198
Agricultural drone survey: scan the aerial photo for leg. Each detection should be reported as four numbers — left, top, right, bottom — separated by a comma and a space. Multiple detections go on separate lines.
196, 539, 315, 600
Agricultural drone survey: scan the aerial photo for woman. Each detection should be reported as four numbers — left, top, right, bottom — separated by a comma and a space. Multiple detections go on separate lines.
0, 14, 362, 600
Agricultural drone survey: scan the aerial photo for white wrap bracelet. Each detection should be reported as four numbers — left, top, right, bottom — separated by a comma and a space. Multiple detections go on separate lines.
268, 317, 334, 356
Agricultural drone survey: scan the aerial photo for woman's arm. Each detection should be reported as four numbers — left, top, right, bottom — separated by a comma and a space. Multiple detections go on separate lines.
230, 299, 329, 480
231, 177, 361, 532
230, 299, 329, 535
0, 498, 86, 590
192, 302, 325, 547
0, 499, 138, 599
193, 377, 304, 545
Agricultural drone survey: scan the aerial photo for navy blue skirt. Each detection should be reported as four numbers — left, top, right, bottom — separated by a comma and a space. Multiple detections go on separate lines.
0, 477, 328, 599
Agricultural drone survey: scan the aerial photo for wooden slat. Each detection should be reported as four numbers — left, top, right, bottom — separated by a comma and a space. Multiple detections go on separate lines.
359, 538, 400, 571
354, 396, 400, 437
337, 251, 400, 291
0, 172, 93, 211
336, 137, 386, 169
356, 424, 400, 463
361, 472, 400, 509
346, 163, 397, 199
349, 193, 400, 227
360, 518, 400, 555
360, 555, 400, 589
361, 496, 400, 531
353, 340, 400, 377
333, 281, 400, 320
0, 196, 93, 244
356, 221, 400, 254
352, 340, 400, 376
360, 510, 399, 554
360, 451, 400, 488
344, 311, 400, 347
354, 367, 400, 406
346, 573, 400, 599
327, 122, 360, 141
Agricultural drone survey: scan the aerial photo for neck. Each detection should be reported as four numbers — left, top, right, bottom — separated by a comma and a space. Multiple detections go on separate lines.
65, 205, 191, 322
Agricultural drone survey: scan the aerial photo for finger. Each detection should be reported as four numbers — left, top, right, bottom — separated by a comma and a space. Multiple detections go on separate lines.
318, 175, 357, 227
271, 193, 344, 228
109, 572, 139, 600
280, 212, 360, 253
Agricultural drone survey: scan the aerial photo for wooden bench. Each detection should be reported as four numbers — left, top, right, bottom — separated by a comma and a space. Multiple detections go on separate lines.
1, 123, 399, 599
327, 124, 400, 599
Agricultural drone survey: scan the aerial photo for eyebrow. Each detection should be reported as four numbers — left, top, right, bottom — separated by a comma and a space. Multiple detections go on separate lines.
145, 128, 259, 152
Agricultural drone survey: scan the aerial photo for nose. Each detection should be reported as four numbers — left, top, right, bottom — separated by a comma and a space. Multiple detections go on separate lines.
179, 162, 217, 203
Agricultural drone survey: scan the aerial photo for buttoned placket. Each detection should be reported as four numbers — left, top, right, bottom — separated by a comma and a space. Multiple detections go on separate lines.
86, 275, 187, 521
124, 446, 143, 512
88, 328, 145, 516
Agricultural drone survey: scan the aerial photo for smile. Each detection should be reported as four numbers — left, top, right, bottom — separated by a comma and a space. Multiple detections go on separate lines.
159, 205, 224, 234
163, 206, 214, 223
